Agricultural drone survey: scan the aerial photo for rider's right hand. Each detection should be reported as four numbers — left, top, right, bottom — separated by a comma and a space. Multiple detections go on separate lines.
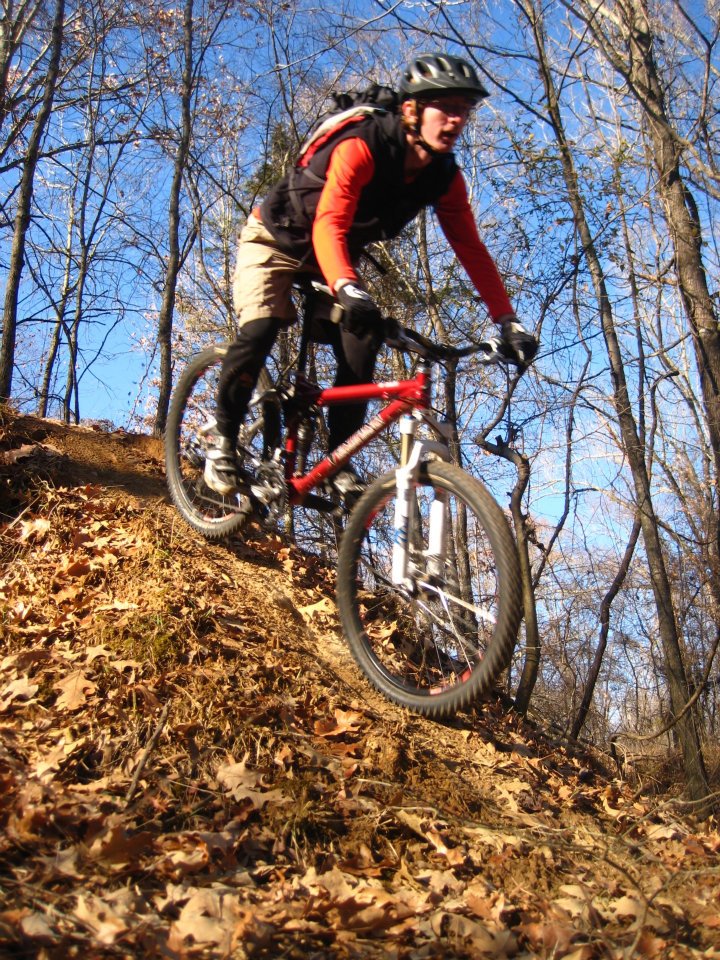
336, 282, 383, 336
498, 315, 539, 368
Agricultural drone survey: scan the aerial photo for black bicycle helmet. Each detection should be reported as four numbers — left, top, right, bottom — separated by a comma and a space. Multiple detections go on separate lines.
399, 52, 489, 103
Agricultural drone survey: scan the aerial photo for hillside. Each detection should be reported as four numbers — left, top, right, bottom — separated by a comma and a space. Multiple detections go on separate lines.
1, 411, 718, 960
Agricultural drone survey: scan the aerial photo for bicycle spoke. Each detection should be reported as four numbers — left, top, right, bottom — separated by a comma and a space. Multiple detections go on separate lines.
416, 578, 498, 625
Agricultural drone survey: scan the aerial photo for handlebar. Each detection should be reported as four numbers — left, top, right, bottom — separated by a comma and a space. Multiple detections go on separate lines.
303, 279, 521, 370
386, 322, 519, 369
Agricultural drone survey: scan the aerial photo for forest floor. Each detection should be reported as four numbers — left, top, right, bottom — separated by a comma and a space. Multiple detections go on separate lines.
0, 410, 719, 960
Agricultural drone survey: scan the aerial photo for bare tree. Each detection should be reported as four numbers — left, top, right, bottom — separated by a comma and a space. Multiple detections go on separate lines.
153, 0, 196, 437
21, 0, 157, 420
568, 0, 720, 569
0, 0, 48, 165
0, 0, 65, 401
519, 0, 709, 804
571, 517, 641, 739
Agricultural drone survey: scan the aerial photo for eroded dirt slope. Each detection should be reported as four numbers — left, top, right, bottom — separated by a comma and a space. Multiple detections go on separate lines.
0, 413, 718, 959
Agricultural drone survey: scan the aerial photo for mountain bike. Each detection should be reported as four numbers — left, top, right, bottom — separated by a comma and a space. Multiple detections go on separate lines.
165, 283, 523, 716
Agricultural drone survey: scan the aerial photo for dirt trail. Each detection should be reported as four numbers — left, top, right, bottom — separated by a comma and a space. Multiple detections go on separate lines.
0, 413, 718, 959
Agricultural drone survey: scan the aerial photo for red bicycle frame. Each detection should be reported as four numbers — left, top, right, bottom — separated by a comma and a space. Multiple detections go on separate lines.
286, 365, 432, 504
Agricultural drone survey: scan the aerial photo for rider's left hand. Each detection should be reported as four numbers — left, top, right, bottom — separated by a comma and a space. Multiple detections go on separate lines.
336, 282, 382, 336
498, 315, 539, 368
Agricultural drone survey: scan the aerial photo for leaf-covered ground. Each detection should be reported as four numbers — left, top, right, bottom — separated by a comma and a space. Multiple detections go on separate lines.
1, 412, 718, 960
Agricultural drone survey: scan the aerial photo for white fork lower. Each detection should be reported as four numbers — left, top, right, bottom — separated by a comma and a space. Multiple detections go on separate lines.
391, 415, 452, 589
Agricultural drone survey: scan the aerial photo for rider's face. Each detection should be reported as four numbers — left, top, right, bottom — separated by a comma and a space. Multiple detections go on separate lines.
416, 97, 475, 152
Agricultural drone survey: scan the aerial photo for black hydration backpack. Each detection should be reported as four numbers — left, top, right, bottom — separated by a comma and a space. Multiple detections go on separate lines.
298, 84, 399, 164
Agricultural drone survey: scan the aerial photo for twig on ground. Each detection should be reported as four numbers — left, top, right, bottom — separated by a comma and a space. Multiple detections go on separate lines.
125, 702, 171, 803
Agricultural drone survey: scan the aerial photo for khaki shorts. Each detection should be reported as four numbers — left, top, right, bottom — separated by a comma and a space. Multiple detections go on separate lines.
232, 215, 304, 327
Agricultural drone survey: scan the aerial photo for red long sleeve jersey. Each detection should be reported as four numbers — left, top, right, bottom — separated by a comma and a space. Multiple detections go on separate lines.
312, 137, 514, 323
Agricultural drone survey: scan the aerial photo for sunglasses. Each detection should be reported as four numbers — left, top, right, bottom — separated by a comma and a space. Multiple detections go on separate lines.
421, 98, 475, 120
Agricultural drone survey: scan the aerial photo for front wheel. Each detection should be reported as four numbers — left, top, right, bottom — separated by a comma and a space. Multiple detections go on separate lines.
336, 461, 522, 717
164, 344, 274, 541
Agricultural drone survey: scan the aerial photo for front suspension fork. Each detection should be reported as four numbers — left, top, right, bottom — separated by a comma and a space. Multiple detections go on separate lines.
391, 414, 452, 588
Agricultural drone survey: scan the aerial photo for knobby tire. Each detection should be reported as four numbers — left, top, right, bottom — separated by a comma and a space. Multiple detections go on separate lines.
336, 461, 522, 717
164, 344, 271, 541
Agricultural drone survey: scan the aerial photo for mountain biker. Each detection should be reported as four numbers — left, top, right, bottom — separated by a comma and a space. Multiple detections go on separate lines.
204, 51, 539, 497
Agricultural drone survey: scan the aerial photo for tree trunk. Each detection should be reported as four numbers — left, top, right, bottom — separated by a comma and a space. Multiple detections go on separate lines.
571, 518, 641, 740
38, 205, 74, 417
484, 438, 538, 714
509, 455, 538, 714
0, 0, 65, 402
153, 0, 194, 437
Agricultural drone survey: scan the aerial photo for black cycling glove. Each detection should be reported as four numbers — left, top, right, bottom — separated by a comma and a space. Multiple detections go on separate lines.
499, 316, 539, 367
336, 283, 382, 336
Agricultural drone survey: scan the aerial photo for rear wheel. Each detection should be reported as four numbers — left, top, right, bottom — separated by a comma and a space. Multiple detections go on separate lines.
336, 461, 522, 717
164, 345, 274, 540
